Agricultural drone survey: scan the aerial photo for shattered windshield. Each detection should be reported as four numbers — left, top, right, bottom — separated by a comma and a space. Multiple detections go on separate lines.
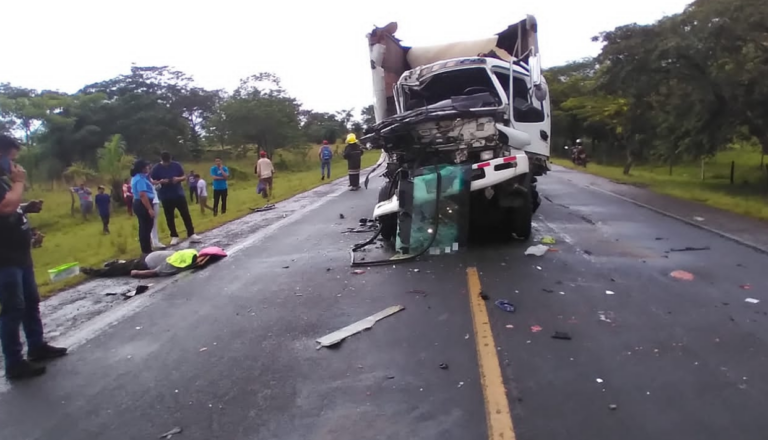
401, 67, 502, 111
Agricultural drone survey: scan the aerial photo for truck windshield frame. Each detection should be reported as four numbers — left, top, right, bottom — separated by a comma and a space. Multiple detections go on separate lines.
397, 65, 506, 113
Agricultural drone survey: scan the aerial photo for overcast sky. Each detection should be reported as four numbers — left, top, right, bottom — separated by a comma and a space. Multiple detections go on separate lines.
4, 0, 691, 115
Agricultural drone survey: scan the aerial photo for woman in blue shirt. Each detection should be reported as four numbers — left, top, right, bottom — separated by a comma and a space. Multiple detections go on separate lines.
130, 159, 157, 254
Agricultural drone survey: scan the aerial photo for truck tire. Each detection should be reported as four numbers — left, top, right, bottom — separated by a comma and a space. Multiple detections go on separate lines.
508, 192, 533, 240
379, 214, 397, 241
531, 183, 541, 213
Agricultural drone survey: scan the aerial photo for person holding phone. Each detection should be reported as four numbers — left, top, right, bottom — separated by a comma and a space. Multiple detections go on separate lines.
0, 135, 67, 380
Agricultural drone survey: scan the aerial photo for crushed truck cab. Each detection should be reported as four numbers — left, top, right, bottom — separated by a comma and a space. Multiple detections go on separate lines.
363, 16, 550, 250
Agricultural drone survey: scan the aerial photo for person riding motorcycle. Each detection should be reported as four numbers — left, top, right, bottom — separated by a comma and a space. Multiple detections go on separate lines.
572, 139, 587, 166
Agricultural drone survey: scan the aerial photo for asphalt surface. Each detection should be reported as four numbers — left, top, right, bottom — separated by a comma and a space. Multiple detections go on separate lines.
1, 168, 767, 440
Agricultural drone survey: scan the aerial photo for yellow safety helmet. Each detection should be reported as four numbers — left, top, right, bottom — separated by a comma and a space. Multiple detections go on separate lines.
345, 133, 357, 144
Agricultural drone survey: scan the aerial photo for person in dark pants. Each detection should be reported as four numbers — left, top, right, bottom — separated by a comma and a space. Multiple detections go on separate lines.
94, 185, 111, 234
343, 133, 364, 191
150, 152, 202, 246
0, 135, 67, 380
187, 171, 198, 204
319, 140, 333, 180
131, 160, 157, 255
210, 158, 229, 216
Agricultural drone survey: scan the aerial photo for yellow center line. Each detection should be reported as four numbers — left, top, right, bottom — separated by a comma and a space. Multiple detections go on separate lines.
466, 267, 516, 440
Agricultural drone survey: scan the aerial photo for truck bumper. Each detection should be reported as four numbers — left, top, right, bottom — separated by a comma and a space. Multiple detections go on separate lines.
372, 154, 530, 219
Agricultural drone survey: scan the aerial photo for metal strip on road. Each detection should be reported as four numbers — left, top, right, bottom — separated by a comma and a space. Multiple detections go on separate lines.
466, 267, 516, 440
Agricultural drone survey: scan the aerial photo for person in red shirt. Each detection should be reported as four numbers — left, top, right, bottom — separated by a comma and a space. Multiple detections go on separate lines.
122, 178, 134, 217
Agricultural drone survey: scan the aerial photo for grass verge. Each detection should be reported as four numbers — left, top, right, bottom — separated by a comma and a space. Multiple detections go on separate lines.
27, 149, 379, 297
552, 148, 768, 222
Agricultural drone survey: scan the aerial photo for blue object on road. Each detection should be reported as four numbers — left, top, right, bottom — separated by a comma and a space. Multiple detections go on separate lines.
495, 300, 516, 313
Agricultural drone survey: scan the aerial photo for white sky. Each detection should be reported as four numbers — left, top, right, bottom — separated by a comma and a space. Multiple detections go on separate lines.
3, 0, 691, 115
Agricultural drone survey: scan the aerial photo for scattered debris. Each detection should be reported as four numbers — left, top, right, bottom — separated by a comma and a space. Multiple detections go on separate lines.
670, 270, 695, 281
535, 266, 542, 271
495, 300, 516, 313
199, 347, 208, 352
583, 250, 593, 256
670, 246, 711, 252
480, 291, 489, 301
655, 237, 666, 241
386, 375, 395, 380
542, 288, 554, 293
608, 404, 618, 411
326, 268, 332, 272
250, 204, 276, 213
339, 214, 345, 219
551, 331, 572, 340
530, 325, 543, 333
457, 381, 464, 388
541, 236, 556, 245
439, 363, 449, 370
693, 216, 705, 222
598, 311, 614, 323
123, 284, 151, 299
596, 378, 604, 384
158, 427, 183, 439
745, 298, 760, 304
464, 334, 470, 340
605, 290, 615, 295
282, 266, 290, 269
525, 245, 549, 257
740, 284, 752, 290
412, 269, 420, 273
505, 325, 514, 329
316, 305, 405, 348
408, 289, 426, 295
352, 270, 366, 275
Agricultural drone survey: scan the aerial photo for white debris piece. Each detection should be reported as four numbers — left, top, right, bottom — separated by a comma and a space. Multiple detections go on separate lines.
525, 245, 549, 257
316, 305, 405, 348
745, 298, 760, 304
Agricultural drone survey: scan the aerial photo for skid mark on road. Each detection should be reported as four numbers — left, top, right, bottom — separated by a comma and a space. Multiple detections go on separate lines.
466, 267, 516, 440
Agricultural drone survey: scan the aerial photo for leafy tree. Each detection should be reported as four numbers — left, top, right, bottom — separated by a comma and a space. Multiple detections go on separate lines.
97, 134, 134, 200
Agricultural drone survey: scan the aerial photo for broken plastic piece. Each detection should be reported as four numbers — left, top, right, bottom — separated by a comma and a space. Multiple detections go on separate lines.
670, 270, 695, 281
596, 378, 604, 383
693, 216, 705, 221
598, 311, 614, 323
352, 270, 366, 275
552, 331, 572, 340
609, 404, 618, 411
339, 214, 345, 219
158, 427, 183, 439
530, 325, 543, 333
670, 246, 710, 252
316, 305, 405, 348
494, 300, 516, 313
525, 245, 549, 257
605, 290, 615, 295
745, 298, 760, 304
541, 236, 556, 245
740, 284, 752, 290
439, 363, 449, 370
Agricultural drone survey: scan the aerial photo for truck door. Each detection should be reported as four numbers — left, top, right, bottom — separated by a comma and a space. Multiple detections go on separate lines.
509, 55, 551, 160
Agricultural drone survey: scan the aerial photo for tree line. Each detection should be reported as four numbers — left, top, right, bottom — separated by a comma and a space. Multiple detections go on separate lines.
546, 0, 767, 175
0, 67, 376, 185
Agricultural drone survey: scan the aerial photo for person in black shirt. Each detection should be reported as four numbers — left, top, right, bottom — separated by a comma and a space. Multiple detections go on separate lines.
0, 135, 67, 380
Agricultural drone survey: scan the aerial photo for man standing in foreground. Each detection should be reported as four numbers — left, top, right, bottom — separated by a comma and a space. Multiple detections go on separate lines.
0, 135, 67, 380
210, 158, 229, 216
319, 140, 333, 181
255, 151, 275, 200
150, 152, 202, 246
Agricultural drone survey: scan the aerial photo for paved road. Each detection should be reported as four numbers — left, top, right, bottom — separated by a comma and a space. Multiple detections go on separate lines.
1, 168, 767, 440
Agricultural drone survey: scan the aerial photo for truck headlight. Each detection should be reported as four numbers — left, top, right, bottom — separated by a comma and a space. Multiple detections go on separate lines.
480, 150, 494, 161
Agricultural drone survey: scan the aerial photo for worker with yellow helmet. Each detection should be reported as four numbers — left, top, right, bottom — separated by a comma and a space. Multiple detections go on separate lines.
342, 133, 364, 191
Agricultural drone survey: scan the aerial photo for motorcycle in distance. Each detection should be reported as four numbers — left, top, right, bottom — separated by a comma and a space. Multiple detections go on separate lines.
571, 140, 588, 167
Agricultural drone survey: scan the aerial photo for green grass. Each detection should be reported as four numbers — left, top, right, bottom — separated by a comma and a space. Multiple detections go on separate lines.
553, 147, 768, 221
26, 145, 379, 297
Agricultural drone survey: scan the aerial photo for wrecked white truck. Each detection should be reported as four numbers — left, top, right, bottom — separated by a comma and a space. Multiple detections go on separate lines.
359, 16, 551, 259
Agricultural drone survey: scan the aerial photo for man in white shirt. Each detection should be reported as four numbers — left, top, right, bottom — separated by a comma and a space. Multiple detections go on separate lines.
195, 174, 214, 214
255, 151, 275, 199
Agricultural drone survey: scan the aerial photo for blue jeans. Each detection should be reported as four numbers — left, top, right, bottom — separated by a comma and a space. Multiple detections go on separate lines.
321, 161, 331, 178
0, 265, 44, 365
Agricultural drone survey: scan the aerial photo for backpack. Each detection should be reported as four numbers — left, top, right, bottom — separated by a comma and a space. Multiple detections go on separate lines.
320, 146, 333, 161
